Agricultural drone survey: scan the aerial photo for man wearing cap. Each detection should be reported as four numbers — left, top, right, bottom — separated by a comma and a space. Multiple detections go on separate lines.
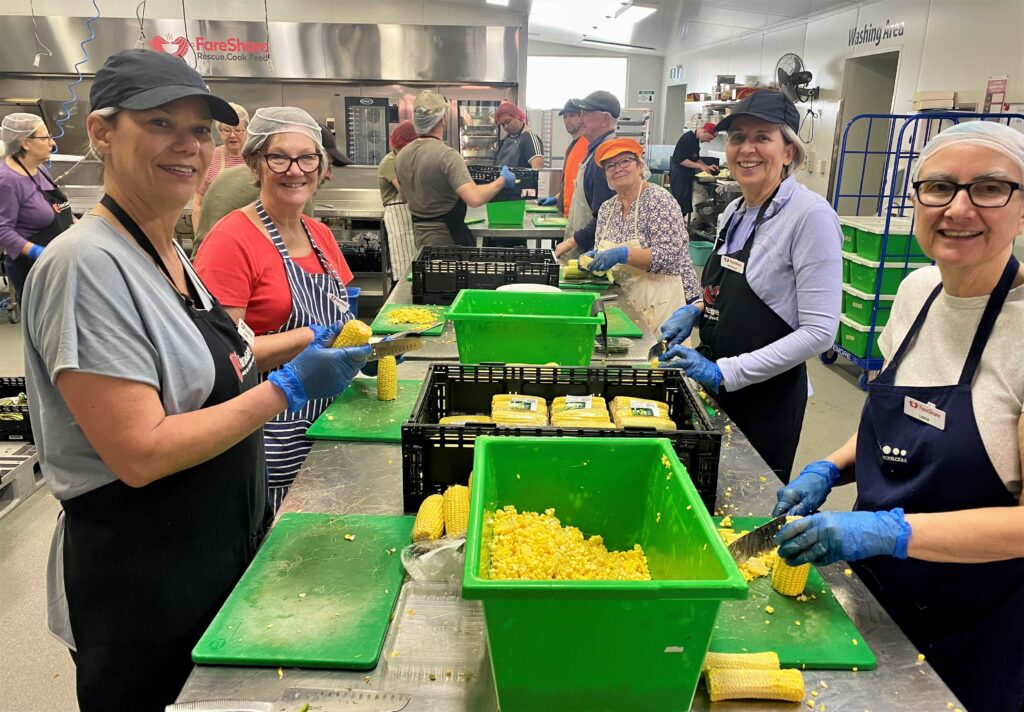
554, 90, 621, 260
538, 99, 589, 211
494, 101, 544, 170
396, 90, 514, 248
670, 122, 719, 220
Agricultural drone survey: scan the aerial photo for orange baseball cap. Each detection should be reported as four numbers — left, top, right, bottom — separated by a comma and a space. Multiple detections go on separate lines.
594, 137, 645, 166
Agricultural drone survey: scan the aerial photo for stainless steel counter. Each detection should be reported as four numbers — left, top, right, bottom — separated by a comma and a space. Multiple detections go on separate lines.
465, 206, 564, 247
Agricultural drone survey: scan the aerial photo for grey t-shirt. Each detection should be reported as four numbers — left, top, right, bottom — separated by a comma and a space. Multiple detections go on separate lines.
377, 150, 401, 206
394, 137, 473, 219
23, 215, 220, 647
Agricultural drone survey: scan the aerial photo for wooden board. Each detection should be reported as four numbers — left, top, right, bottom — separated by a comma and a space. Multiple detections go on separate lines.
306, 379, 422, 442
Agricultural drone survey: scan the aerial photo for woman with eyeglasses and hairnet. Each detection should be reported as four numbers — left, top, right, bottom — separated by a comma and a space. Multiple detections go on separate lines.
190, 100, 248, 229
195, 107, 367, 512
0, 113, 73, 303
772, 121, 1024, 712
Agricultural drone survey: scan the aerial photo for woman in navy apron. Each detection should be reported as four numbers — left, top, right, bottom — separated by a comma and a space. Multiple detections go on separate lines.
774, 121, 1024, 711
22, 50, 370, 712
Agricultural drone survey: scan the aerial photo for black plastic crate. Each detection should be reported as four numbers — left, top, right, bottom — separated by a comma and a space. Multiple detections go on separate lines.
0, 377, 32, 443
401, 364, 722, 514
411, 246, 559, 305
469, 166, 538, 202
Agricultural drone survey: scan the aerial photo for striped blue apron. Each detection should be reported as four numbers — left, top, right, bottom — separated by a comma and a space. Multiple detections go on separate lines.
255, 200, 351, 513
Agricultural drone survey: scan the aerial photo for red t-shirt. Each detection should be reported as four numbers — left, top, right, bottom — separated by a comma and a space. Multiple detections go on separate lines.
194, 209, 353, 335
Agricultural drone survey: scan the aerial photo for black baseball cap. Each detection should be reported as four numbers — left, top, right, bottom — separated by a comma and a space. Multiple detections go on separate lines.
89, 49, 238, 125
576, 90, 621, 119
317, 122, 354, 167
558, 99, 583, 116
714, 90, 799, 134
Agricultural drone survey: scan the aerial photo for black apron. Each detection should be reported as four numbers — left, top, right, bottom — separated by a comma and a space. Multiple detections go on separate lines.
410, 136, 475, 247
698, 189, 807, 482
62, 195, 268, 712
852, 256, 1024, 712
4, 157, 74, 299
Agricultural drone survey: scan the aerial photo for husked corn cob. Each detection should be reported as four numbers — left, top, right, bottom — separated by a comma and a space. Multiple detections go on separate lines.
438, 415, 492, 425
412, 494, 445, 542
616, 415, 676, 430
772, 556, 810, 596
562, 260, 587, 280
443, 484, 471, 538
578, 253, 606, 276
702, 651, 780, 673
332, 319, 372, 348
706, 667, 805, 702
610, 396, 669, 419
491, 394, 547, 413
551, 395, 607, 412
376, 356, 397, 401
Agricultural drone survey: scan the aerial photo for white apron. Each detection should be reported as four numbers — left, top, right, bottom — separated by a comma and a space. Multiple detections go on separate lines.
383, 201, 416, 281
560, 152, 594, 263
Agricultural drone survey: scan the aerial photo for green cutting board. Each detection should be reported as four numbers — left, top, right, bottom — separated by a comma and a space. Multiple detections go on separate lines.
370, 304, 447, 335
464, 215, 485, 225
599, 306, 642, 338
193, 513, 414, 669
525, 204, 558, 213
532, 216, 567, 228
306, 379, 422, 442
709, 517, 877, 670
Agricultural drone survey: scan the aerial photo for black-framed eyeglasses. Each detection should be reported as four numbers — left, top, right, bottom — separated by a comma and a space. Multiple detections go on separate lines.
261, 152, 322, 174
913, 179, 1022, 208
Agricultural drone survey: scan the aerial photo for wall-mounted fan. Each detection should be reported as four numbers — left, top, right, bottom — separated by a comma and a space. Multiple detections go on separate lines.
775, 53, 819, 103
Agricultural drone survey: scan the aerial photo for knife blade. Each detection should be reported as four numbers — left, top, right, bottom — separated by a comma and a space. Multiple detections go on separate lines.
277, 687, 411, 712
165, 701, 272, 712
647, 340, 667, 361
366, 337, 423, 362
727, 514, 788, 566
371, 321, 443, 341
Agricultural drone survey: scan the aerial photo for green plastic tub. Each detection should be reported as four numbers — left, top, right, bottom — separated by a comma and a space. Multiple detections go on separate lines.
486, 199, 526, 227
841, 224, 857, 254
447, 289, 603, 365
462, 436, 748, 712
840, 320, 883, 359
856, 229, 924, 261
689, 240, 715, 267
843, 290, 891, 327
848, 255, 927, 296
842, 257, 851, 284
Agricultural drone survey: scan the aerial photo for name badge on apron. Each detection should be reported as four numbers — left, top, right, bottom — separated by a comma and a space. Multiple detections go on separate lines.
721, 255, 745, 274
904, 396, 946, 430
236, 318, 256, 350
328, 292, 348, 312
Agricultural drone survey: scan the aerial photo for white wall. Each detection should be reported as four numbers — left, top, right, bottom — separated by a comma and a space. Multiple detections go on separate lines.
660, 0, 1024, 199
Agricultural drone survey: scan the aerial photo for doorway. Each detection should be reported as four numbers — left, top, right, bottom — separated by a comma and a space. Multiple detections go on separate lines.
831, 51, 900, 215
663, 84, 688, 145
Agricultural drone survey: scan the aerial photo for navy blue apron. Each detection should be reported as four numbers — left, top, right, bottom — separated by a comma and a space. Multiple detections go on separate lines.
853, 255, 1024, 712
255, 200, 351, 514
63, 195, 268, 711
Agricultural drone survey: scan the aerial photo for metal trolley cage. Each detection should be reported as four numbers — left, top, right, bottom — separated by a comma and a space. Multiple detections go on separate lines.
824, 111, 1024, 389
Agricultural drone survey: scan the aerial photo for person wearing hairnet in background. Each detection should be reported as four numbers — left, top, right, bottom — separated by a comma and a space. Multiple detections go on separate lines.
0, 113, 73, 302
396, 90, 515, 248
494, 100, 544, 170
195, 106, 370, 513
377, 120, 418, 281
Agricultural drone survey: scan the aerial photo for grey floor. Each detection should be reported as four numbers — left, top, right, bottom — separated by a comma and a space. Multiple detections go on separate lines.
0, 290, 867, 712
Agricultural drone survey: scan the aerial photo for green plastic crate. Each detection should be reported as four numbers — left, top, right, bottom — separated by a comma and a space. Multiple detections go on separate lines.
848, 257, 925, 295
462, 436, 748, 712
856, 229, 924, 261
447, 290, 603, 366
486, 199, 526, 227
841, 224, 857, 254
842, 257, 851, 284
840, 321, 883, 359
842, 291, 891, 327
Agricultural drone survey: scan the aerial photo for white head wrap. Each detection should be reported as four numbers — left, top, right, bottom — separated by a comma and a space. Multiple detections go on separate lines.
912, 120, 1024, 183
2, 113, 45, 159
242, 106, 324, 159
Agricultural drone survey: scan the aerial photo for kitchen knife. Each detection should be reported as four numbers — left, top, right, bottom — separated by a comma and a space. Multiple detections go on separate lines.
370, 321, 444, 341
366, 337, 423, 362
278, 687, 411, 712
164, 702, 272, 712
647, 340, 667, 361
727, 514, 788, 566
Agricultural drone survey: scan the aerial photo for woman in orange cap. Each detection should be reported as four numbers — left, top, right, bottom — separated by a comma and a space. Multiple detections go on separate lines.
581, 138, 701, 331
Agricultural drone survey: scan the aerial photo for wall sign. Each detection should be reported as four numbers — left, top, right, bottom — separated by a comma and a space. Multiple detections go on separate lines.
847, 18, 905, 47
983, 76, 1009, 113
637, 90, 655, 104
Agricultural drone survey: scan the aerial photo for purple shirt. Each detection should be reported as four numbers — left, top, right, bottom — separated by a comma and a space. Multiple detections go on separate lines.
713, 175, 842, 391
0, 161, 59, 259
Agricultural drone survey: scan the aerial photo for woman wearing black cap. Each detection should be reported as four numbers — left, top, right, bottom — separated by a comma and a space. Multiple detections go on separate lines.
659, 89, 842, 482
21, 49, 371, 711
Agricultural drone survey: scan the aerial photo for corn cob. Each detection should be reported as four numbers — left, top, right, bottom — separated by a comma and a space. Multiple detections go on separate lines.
562, 260, 588, 280
443, 484, 471, 538
578, 253, 606, 277
332, 319, 372, 348
551, 395, 607, 412
376, 355, 397, 401
616, 415, 676, 430
706, 667, 805, 702
772, 556, 810, 596
438, 415, 492, 425
412, 494, 445, 542
702, 651, 780, 674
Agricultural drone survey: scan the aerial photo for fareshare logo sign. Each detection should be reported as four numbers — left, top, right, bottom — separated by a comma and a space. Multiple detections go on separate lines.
149, 33, 270, 62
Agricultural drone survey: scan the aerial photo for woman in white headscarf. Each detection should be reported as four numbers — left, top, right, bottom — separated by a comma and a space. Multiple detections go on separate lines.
773, 121, 1024, 712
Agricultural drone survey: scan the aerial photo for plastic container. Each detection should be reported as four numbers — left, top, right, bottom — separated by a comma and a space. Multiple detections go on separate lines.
840, 223, 857, 254
842, 286, 894, 327
345, 287, 361, 318
485, 199, 526, 227
842, 257, 851, 284
462, 436, 748, 712
400, 364, 722, 514
848, 216, 923, 261
0, 377, 31, 442
688, 239, 715, 267
847, 253, 929, 296
411, 246, 559, 306
839, 316, 883, 359
446, 290, 602, 366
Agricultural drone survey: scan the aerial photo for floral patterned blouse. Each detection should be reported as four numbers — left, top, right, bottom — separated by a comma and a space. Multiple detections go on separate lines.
594, 182, 701, 303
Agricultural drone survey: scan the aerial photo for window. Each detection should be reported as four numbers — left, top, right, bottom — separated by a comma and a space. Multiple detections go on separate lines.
526, 56, 627, 110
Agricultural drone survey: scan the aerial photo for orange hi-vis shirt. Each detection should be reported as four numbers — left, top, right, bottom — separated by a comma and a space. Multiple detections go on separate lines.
562, 136, 589, 208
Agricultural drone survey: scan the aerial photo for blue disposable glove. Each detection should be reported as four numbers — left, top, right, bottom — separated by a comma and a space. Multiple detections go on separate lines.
772, 460, 841, 517
537, 196, 557, 206
307, 321, 343, 348
268, 343, 371, 412
659, 344, 722, 393
582, 245, 629, 273
776, 509, 912, 566
28, 244, 44, 260
659, 304, 702, 347
499, 165, 516, 190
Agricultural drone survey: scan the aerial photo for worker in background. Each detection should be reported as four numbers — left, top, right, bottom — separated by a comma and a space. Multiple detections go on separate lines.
537, 99, 588, 212
316, 120, 354, 179
191, 102, 248, 230
396, 90, 513, 248
494, 101, 544, 170
377, 120, 418, 282
553, 90, 620, 261
670, 121, 720, 221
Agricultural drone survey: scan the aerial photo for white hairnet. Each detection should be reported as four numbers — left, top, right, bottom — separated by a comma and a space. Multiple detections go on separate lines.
242, 106, 323, 158
2, 113, 45, 159
912, 120, 1024, 183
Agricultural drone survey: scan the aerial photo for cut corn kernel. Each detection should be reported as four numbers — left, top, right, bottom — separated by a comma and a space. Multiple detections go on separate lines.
331, 319, 372, 348
706, 667, 805, 702
376, 355, 397, 401
385, 306, 438, 325
412, 494, 445, 542
702, 651, 780, 673
772, 557, 811, 596
443, 485, 470, 538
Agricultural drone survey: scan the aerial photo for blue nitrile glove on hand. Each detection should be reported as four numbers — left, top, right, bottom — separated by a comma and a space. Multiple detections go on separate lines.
659, 344, 722, 393
582, 245, 630, 273
772, 460, 842, 517
28, 244, 44, 260
268, 343, 371, 412
659, 304, 702, 347
537, 196, 557, 207
776, 509, 912, 566
307, 322, 343, 348
499, 165, 516, 190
